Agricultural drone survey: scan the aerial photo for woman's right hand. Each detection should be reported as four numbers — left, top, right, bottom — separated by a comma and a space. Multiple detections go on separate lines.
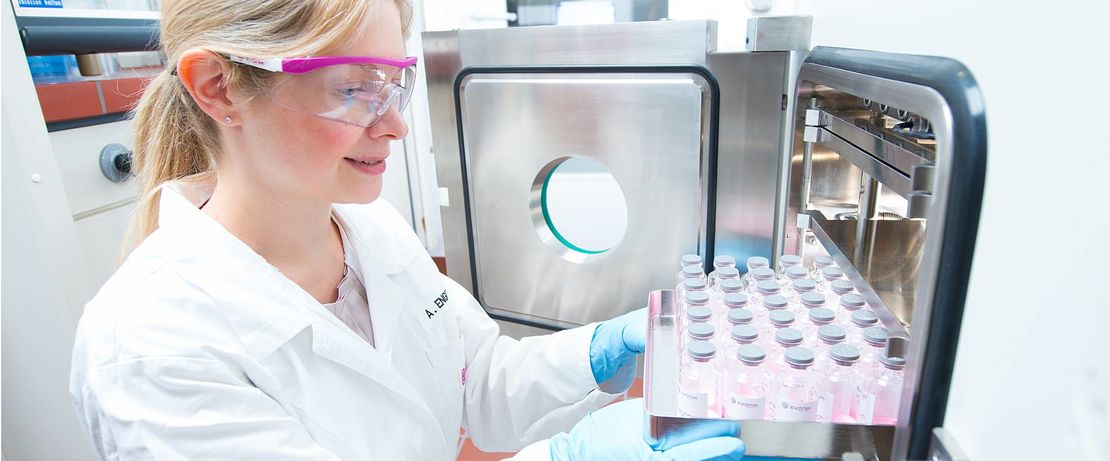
548, 398, 745, 461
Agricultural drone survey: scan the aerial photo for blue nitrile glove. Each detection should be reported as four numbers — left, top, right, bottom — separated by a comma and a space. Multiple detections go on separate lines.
590, 308, 647, 392
549, 398, 744, 461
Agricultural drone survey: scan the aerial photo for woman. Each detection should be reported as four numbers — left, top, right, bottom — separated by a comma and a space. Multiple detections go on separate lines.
68, 0, 745, 459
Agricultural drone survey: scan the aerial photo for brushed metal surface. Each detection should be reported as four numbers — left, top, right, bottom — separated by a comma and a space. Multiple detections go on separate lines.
456, 20, 717, 67
803, 211, 918, 333
745, 15, 813, 52
423, 30, 470, 290
460, 72, 708, 325
645, 289, 896, 458
706, 51, 791, 266
423, 22, 720, 328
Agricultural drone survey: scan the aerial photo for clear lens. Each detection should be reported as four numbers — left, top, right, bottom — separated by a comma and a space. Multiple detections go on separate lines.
271, 63, 416, 127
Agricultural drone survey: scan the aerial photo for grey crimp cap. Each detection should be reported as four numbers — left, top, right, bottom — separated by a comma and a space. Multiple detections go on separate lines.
851, 310, 878, 327
737, 344, 766, 364
682, 265, 704, 277
746, 256, 770, 268
840, 293, 866, 309
762, 294, 789, 309
715, 267, 740, 279
769, 310, 795, 326
785, 265, 809, 280
821, 266, 845, 279
808, 307, 835, 324
830, 279, 855, 294
779, 254, 803, 267
687, 340, 716, 360
685, 290, 710, 305
817, 324, 847, 343
686, 322, 715, 340
784, 347, 815, 367
830, 344, 861, 363
863, 326, 890, 346
800, 291, 825, 307
723, 293, 750, 308
751, 267, 776, 280
775, 328, 803, 346
682, 278, 707, 290
719, 279, 744, 293
730, 324, 759, 342
685, 306, 712, 322
713, 255, 736, 267
681, 254, 702, 266
879, 352, 907, 369
814, 255, 835, 268
755, 280, 781, 294
727, 308, 753, 325
792, 278, 817, 293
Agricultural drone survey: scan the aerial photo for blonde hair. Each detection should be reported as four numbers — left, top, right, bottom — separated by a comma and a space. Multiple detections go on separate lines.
126, 0, 412, 252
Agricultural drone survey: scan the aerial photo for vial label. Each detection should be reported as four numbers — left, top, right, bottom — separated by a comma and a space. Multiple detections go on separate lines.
816, 392, 833, 422
724, 394, 765, 420
678, 389, 709, 417
769, 397, 817, 422
855, 391, 876, 424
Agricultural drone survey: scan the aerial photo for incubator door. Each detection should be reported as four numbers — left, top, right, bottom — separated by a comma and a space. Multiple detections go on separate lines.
424, 21, 721, 329
457, 70, 713, 327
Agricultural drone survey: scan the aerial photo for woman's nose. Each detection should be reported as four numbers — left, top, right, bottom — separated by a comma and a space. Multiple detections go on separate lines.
368, 106, 409, 140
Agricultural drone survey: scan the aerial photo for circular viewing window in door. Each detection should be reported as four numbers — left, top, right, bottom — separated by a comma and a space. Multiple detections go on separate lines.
530, 156, 629, 263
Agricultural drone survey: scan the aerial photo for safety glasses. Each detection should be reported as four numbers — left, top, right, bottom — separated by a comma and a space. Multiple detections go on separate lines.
229, 55, 418, 128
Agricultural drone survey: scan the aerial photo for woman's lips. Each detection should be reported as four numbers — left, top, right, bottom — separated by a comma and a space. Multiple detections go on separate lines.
344, 157, 386, 175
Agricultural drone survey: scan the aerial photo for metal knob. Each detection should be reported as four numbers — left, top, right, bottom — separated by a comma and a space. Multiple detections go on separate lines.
99, 143, 133, 183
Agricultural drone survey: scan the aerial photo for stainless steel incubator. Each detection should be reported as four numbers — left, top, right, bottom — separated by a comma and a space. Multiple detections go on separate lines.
423, 17, 986, 461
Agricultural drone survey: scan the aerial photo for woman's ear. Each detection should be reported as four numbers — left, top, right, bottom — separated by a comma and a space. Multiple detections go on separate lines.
176, 49, 238, 125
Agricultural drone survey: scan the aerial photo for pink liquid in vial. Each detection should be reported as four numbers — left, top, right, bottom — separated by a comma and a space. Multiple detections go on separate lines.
768, 347, 819, 422
721, 344, 769, 420
817, 344, 863, 423
679, 340, 721, 418
855, 353, 905, 425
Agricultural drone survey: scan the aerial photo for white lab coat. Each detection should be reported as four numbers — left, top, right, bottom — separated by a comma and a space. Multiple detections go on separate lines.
70, 181, 626, 460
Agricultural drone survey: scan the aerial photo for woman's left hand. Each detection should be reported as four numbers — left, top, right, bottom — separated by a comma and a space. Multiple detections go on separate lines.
589, 307, 647, 390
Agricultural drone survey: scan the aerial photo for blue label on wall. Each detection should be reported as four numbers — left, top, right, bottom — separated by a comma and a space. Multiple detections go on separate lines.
18, 0, 64, 8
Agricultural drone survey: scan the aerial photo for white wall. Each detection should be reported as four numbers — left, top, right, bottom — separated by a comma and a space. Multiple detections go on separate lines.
2, 2, 101, 459
790, 1, 1110, 459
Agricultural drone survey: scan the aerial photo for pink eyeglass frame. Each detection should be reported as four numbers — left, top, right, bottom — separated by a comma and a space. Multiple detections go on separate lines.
229, 55, 418, 74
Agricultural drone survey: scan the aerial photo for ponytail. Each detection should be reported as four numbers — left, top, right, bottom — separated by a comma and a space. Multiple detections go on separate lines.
124, 69, 218, 252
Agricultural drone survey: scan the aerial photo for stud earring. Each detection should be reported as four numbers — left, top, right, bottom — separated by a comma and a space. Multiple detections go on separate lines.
224, 116, 232, 124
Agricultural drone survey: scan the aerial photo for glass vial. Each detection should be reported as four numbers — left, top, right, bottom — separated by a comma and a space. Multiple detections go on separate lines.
801, 307, 836, 340
811, 324, 847, 371
846, 310, 879, 344
682, 296, 712, 339
707, 255, 737, 288
723, 324, 761, 362
768, 347, 819, 422
676, 254, 703, 285
684, 322, 716, 351
778, 254, 803, 274
857, 327, 889, 372
817, 344, 863, 423
676, 266, 707, 302
722, 344, 770, 420
679, 340, 720, 418
765, 327, 804, 374
854, 352, 905, 425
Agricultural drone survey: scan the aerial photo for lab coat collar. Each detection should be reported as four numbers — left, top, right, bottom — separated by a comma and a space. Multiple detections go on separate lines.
155, 181, 440, 431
